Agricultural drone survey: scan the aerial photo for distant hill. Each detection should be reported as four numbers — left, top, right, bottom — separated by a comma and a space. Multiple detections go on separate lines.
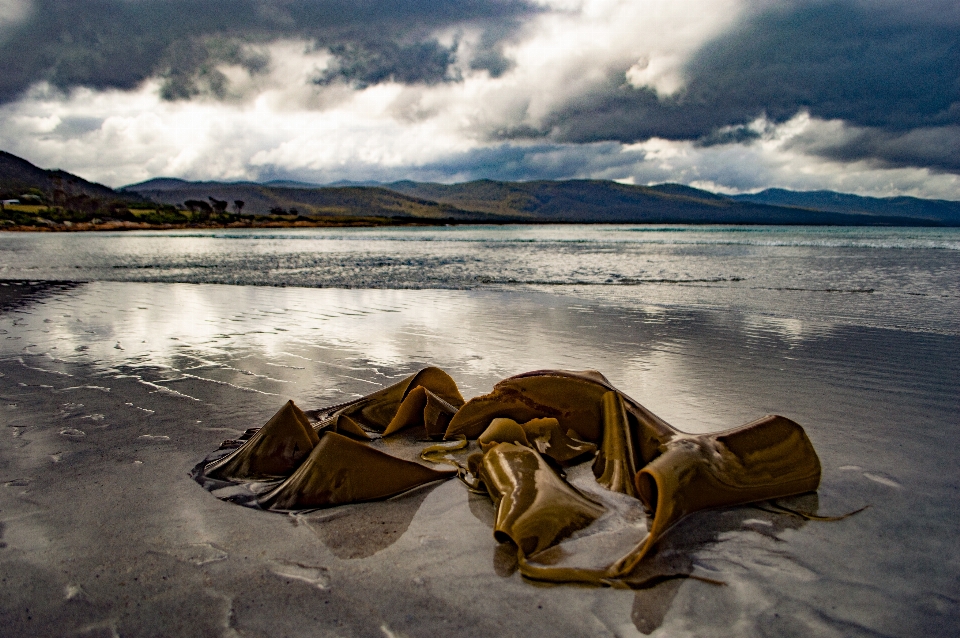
731, 189, 960, 224
0, 151, 140, 204
122, 180, 495, 220
382, 179, 942, 225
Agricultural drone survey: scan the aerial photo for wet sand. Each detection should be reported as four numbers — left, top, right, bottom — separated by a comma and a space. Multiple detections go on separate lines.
0, 281, 957, 637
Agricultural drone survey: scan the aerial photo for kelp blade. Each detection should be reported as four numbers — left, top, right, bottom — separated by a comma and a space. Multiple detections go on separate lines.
260, 432, 457, 510
514, 415, 821, 585
205, 400, 318, 481
619, 414, 821, 575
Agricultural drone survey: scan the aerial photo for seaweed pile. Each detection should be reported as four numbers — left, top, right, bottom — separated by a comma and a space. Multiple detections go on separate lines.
193, 368, 821, 586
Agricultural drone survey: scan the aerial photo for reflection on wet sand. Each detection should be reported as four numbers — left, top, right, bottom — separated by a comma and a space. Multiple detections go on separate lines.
299, 485, 441, 559
0, 280, 80, 312
0, 281, 956, 637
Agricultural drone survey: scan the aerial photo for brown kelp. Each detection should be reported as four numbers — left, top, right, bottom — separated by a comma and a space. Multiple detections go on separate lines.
260, 432, 456, 510
204, 400, 318, 481
193, 367, 822, 586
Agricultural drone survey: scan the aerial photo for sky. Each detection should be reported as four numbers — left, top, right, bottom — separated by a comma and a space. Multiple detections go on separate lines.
0, 0, 958, 199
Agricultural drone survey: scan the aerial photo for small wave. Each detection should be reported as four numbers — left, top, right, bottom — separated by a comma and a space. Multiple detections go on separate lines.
473, 277, 741, 285
102, 226, 960, 250
764, 287, 875, 294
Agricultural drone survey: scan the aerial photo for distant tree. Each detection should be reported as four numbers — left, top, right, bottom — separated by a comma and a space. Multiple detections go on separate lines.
208, 197, 228, 214
184, 199, 212, 213
269, 206, 286, 215
288, 207, 298, 216
233, 200, 245, 214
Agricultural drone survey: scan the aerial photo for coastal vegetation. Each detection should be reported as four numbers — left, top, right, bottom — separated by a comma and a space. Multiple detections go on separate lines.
0, 201, 455, 231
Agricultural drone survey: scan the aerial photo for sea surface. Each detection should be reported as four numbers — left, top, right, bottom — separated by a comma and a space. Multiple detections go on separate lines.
0, 225, 957, 637
1, 225, 958, 334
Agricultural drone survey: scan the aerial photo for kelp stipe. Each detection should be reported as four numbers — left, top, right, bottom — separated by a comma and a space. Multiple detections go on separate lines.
593, 391, 638, 496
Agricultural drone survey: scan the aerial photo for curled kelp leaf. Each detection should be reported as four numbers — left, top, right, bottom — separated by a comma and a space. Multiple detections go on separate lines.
260, 431, 457, 510
477, 416, 597, 465
382, 386, 460, 438
479, 442, 604, 557
631, 415, 821, 555
478, 417, 531, 452
446, 370, 612, 441
518, 414, 821, 584
316, 367, 464, 437
332, 413, 372, 440
205, 400, 318, 481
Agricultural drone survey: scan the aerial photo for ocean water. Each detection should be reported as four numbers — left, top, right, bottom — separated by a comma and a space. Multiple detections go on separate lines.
1, 224, 958, 335
0, 225, 958, 637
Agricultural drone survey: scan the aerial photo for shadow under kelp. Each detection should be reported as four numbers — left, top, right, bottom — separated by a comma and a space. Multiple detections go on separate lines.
296, 483, 441, 559
627, 493, 816, 634
467, 492, 522, 577
0, 280, 81, 314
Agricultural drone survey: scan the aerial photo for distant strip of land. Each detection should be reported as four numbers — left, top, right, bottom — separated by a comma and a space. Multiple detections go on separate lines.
3, 150, 958, 229
0, 206, 470, 232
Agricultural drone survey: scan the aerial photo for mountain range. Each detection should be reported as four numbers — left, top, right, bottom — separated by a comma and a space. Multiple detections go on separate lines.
3, 150, 958, 225
125, 176, 960, 225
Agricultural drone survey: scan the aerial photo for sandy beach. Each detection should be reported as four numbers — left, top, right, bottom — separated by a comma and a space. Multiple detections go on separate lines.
0, 277, 956, 637
3, 0, 957, 632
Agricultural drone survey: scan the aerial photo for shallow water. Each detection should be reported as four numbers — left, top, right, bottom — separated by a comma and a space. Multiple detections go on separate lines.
0, 278, 957, 637
2, 225, 959, 335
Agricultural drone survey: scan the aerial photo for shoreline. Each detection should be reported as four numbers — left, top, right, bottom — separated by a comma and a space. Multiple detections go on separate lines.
0, 216, 453, 232
0, 208, 960, 233
1, 218, 953, 231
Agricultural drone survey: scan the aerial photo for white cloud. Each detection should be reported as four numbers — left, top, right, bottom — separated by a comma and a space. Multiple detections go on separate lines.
0, 0, 31, 35
608, 114, 960, 199
0, 1, 956, 200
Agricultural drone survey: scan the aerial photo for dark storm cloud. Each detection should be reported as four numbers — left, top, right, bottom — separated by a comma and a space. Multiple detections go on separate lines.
316, 40, 458, 88
0, 0, 537, 102
790, 124, 960, 172
251, 142, 640, 185
539, 1, 960, 171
